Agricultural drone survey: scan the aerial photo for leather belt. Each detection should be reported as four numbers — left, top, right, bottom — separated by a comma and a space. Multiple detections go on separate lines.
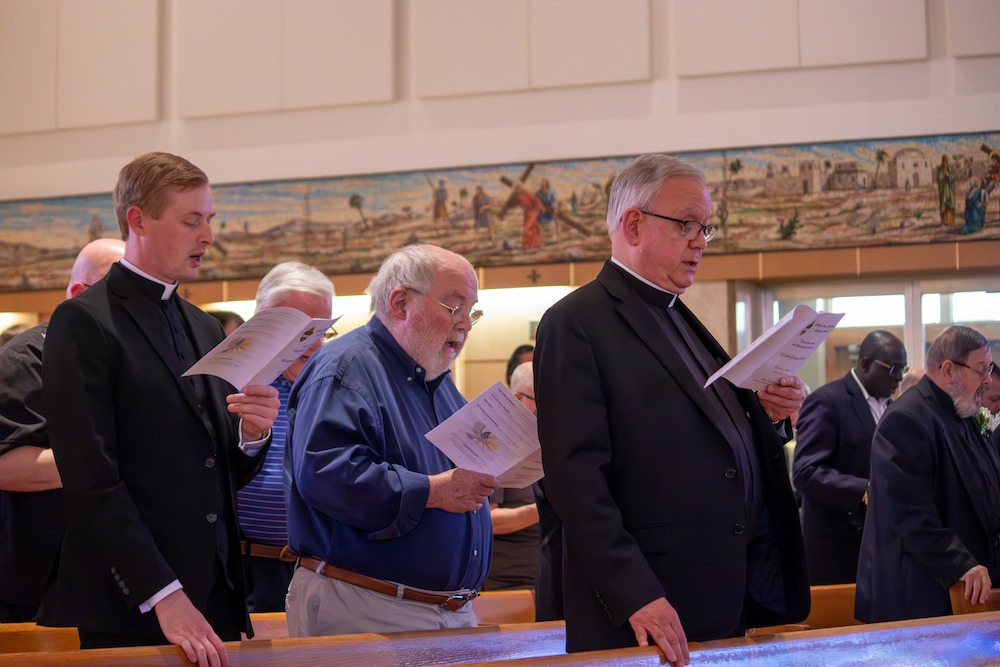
240, 540, 297, 562
298, 556, 478, 611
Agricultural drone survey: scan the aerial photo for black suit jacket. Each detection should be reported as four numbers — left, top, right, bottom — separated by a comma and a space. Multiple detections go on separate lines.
791, 372, 875, 583
38, 263, 265, 638
856, 376, 1000, 622
534, 262, 808, 651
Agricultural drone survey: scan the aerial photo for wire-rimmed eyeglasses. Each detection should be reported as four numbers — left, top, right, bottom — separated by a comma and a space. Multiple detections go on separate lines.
406, 288, 483, 326
947, 359, 995, 379
322, 328, 338, 342
639, 210, 719, 242
872, 359, 909, 379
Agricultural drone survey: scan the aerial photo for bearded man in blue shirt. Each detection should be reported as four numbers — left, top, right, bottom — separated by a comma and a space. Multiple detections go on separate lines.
285, 243, 499, 636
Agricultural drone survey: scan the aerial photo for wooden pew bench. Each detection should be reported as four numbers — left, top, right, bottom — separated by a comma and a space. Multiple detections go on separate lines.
243, 589, 537, 642
0, 623, 78, 653
0, 620, 566, 666
0, 588, 539, 653
5, 613, 999, 666
458, 613, 1000, 666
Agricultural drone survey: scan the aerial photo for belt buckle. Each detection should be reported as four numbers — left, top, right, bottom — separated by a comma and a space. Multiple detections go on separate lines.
440, 590, 478, 610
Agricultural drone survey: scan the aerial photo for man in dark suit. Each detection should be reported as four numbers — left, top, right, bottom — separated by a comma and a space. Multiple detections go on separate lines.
0, 238, 124, 623
856, 325, 999, 622
534, 154, 809, 665
792, 330, 907, 584
39, 152, 279, 666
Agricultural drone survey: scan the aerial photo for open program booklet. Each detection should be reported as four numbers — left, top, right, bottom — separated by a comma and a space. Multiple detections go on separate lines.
425, 381, 543, 489
183, 306, 339, 388
705, 304, 844, 391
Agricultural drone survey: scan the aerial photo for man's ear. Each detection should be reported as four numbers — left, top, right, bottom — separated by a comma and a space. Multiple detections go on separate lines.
125, 206, 145, 237
66, 282, 87, 299
386, 287, 411, 322
621, 209, 642, 244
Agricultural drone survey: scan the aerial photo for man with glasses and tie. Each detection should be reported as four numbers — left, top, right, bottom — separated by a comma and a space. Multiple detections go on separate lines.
284, 243, 499, 637
792, 330, 907, 585
533, 154, 809, 664
857, 325, 999, 622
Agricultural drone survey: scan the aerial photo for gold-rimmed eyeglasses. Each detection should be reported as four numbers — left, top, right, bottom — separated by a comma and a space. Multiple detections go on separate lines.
406, 288, 483, 326
639, 210, 719, 242
872, 359, 909, 379
322, 328, 338, 342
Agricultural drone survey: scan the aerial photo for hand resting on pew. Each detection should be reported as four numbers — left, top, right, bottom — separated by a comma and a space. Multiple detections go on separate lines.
629, 596, 690, 667
154, 590, 229, 667
959, 564, 993, 607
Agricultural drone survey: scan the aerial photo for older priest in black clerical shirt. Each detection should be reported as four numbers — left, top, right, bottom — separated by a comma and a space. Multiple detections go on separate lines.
534, 154, 809, 666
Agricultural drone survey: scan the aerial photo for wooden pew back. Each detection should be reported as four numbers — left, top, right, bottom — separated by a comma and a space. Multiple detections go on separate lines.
949, 581, 1000, 614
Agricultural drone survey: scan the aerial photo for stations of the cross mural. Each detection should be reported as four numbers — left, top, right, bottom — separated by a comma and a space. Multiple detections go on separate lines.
0, 131, 997, 292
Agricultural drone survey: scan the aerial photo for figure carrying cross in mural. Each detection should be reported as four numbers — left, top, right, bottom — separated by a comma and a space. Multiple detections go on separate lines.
498, 165, 593, 253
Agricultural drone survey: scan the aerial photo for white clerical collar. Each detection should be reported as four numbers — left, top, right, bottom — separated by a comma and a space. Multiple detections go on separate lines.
120, 258, 178, 300
611, 257, 678, 307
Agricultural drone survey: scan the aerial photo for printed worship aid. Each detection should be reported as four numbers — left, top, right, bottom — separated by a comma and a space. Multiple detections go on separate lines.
183, 306, 339, 388
425, 381, 543, 489
706, 304, 845, 391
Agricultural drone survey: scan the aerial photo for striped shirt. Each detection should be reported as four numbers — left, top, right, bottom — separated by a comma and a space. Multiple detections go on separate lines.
237, 374, 291, 545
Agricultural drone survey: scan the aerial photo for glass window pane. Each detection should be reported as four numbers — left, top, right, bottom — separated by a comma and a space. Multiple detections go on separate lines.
952, 291, 1000, 323
774, 294, 904, 394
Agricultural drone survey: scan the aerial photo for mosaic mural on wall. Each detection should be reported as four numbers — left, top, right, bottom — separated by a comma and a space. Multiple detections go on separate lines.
0, 131, 997, 292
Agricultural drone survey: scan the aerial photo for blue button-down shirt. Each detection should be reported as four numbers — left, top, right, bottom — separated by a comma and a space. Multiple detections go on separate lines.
285, 317, 491, 591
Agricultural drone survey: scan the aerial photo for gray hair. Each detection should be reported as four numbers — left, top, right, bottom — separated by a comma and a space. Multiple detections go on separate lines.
926, 325, 988, 369
606, 154, 707, 234
509, 361, 533, 395
255, 261, 335, 310
368, 244, 473, 319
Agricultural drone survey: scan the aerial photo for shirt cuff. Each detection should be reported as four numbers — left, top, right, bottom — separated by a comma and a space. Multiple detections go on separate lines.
238, 418, 270, 456
140, 579, 183, 613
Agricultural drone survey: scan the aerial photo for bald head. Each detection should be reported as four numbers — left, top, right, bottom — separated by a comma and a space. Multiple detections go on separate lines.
67, 238, 126, 299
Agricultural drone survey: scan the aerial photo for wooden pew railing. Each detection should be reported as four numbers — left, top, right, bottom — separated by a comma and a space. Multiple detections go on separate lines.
3, 613, 1000, 666
0, 621, 566, 666
0, 584, 863, 654
949, 581, 1000, 614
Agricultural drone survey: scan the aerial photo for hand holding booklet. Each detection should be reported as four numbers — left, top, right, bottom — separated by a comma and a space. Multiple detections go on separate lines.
425, 381, 543, 489
183, 306, 339, 388
705, 304, 844, 391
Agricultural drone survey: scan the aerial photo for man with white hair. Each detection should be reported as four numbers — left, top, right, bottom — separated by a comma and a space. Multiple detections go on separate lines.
238, 261, 334, 612
534, 154, 808, 663
857, 324, 999, 622
286, 244, 499, 636
0, 238, 125, 622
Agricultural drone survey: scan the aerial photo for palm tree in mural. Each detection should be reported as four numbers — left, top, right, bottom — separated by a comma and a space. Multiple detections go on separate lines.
459, 187, 469, 213
349, 193, 372, 234
729, 158, 744, 187
872, 148, 888, 190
